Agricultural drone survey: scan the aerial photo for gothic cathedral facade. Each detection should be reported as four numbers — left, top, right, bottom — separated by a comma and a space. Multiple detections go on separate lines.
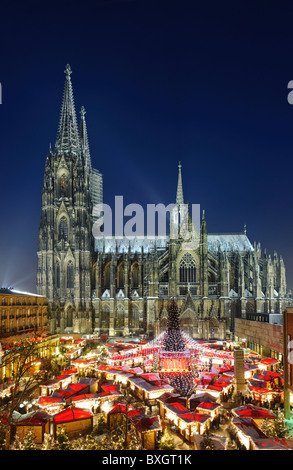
37, 66, 291, 340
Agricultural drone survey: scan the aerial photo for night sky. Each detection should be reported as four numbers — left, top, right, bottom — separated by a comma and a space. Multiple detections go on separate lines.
1, 0, 293, 292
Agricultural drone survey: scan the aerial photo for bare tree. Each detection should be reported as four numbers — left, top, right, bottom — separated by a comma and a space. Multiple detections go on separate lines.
0, 331, 50, 449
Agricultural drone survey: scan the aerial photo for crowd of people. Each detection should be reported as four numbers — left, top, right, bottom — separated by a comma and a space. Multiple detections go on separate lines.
160, 371, 196, 395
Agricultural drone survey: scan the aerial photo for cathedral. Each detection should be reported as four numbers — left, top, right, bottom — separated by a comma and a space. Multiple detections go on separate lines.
37, 65, 291, 340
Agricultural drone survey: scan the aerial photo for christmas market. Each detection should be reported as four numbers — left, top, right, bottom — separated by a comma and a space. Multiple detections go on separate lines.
0, 298, 290, 450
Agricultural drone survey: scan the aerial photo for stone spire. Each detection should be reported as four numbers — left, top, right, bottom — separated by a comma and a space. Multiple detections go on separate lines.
79, 106, 91, 170
55, 64, 80, 157
176, 161, 184, 206
200, 210, 208, 297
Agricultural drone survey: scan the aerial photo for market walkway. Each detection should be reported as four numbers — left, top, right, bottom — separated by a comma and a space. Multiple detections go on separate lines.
170, 430, 194, 450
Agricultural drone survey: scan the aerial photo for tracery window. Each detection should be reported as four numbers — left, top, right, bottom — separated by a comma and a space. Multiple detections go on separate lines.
101, 305, 110, 329
131, 263, 139, 288
117, 263, 124, 288
179, 253, 196, 283
129, 305, 139, 329
104, 263, 110, 289
115, 304, 124, 328
67, 261, 74, 289
59, 217, 68, 241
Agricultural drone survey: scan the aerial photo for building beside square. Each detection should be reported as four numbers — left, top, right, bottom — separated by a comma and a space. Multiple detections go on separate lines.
0, 288, 48, 337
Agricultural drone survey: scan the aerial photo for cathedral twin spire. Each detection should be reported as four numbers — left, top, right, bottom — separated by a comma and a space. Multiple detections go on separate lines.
79, 106, 92, 169
55, 64, 91, 168
176, 161, 184, 206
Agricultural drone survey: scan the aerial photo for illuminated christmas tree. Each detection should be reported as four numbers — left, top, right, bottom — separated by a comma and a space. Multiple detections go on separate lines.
163, 298, 185, 352
158, 426, 175, 450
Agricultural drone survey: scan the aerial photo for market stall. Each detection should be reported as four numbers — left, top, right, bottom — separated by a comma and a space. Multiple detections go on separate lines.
71, 393, 100, 412
176, 411, 211, 440
52, 406, 93, 439
14, 410, 51, 444
36, 396, 66, 414
232, 404, 276, 429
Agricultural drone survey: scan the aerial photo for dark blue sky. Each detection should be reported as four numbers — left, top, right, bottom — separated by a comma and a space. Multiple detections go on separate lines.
1, 0, 293, 292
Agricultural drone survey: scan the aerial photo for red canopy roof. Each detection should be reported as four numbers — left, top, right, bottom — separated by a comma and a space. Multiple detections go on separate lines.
263, 371, 283, 378
72, 394, 99, 402
253, 437, 293, 450
107, 402, 145, 417
60, 369, 78, 375
37, 396, 65, 407
130, 415, 161, 433
260, 358, 279, 365
165, 402, 189, 414
56, 375, 70, 380
101, 384, 120, 392
52, 383, 89, 399
108, 402, 134, 414
207, 384, 225, 391
233, 405, 276, 419
178, 412, 210, 423
197, 401, 220, 411
53, 407, 92, 423
17, 410, 51, 426
67, 383, 88, 392
127, 408, 145, 418
99, 390, 123, 398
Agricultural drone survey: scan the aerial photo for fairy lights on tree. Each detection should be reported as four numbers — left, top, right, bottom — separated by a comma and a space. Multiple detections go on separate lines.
163, 298, 185, 352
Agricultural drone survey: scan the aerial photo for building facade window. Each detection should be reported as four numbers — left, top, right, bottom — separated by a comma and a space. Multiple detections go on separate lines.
131, 263, 139, 288
67, 261, 74, 289
179, 253, 196, 283
59, 217, 68, 241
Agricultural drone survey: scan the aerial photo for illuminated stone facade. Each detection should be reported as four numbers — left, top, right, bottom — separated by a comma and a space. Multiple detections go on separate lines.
0, 288, 48, 337
37, 66, 292, 339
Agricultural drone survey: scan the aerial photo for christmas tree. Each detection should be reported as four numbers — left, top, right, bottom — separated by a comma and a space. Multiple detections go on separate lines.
158, 426, 175, 450
53, 425, 71, 450
163, 298, 185, 352
11, 429, 37, 450
261, 411, 289, 438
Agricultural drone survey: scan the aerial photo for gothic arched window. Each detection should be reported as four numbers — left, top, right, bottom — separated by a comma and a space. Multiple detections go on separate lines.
104, 263, 110, 289
115, 304, 124, 328
67, 261, 74, 289
179, 253, 196, 283
131, 263, 139, 288
130, 305, 139, 330
59, 217, 68, 241
117, 263, 124, 289
66, 306, 73, 327
101, 305, 110, 330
